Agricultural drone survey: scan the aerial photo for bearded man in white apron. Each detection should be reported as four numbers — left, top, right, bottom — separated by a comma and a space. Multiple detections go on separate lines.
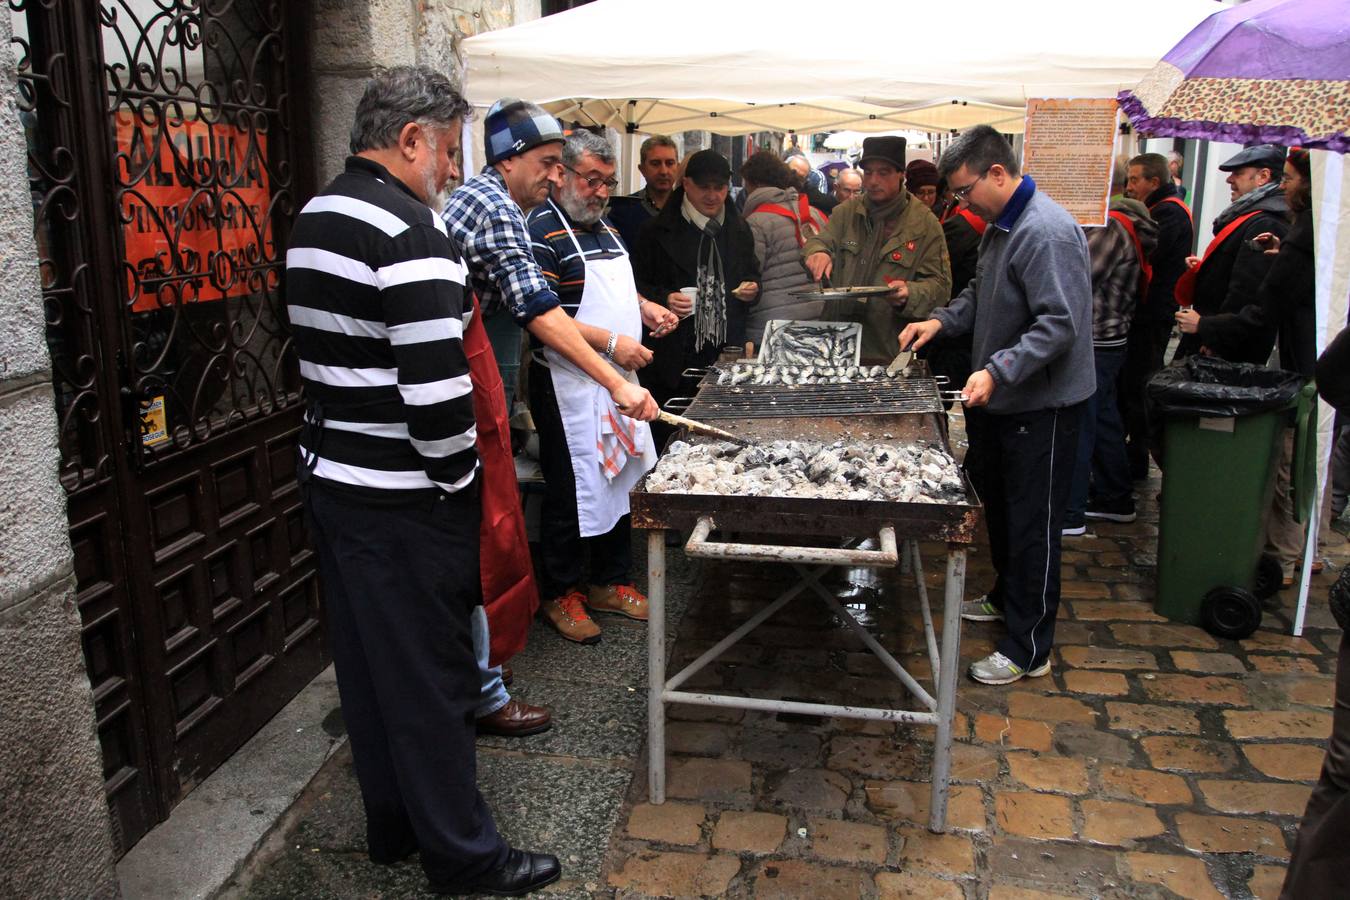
525, 132, 680, 644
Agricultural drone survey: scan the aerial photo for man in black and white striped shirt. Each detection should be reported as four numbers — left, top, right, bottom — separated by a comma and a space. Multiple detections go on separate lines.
286, 67, 559, 897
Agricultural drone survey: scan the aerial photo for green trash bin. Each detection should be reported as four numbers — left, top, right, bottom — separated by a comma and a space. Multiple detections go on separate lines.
1151, 360, 1309, 639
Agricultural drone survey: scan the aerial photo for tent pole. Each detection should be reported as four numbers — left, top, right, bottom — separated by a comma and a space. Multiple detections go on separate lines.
620, 101, 640, 195
621, 128, 639, 195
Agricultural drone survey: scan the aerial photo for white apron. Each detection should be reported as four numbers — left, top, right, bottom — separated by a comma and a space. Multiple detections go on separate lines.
540, 201, 657, 537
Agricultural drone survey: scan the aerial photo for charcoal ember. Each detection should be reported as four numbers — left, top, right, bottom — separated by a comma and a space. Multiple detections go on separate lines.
806, 449, 840, 483
740, 446, 768, 469
644, 438, 966, 504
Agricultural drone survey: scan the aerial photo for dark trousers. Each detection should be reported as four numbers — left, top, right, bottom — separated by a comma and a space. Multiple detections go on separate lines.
1121, 315, 1172, 478
303, 480, 507, 885
1068, 347, 1131, 520
1282, 634, 1350, 899
964, 402, 1084, 670
527, 365, 633, 599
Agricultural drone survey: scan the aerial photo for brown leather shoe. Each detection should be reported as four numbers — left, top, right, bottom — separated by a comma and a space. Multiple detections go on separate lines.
587, 583, 649, 621
540, 590, 602, 644
476, 698, 552, 737
501, 663, 514, 686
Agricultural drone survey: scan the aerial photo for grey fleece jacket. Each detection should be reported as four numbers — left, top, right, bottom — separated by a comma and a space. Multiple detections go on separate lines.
932, 188, 1095, 414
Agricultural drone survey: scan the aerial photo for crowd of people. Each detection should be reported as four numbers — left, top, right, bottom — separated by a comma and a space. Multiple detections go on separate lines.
283, 64, 1344, 896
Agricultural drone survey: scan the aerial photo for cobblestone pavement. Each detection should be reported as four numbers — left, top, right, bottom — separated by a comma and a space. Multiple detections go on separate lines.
234, 460, 1347, 899
606, 474, 1349, 900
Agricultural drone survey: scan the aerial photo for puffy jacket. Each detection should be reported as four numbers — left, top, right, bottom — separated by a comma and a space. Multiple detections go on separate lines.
743, 186, 823, 343
800, 191, 951, 359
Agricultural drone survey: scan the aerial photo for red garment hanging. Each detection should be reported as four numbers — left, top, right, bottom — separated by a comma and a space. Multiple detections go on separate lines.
464, 295, 538, 665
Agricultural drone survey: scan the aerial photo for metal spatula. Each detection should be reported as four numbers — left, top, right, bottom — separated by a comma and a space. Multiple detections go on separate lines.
886, 348, 914, 377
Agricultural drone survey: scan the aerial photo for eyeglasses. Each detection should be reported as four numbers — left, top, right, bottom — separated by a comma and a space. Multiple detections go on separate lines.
564, 164, 618, 191
950, 169, 989, 201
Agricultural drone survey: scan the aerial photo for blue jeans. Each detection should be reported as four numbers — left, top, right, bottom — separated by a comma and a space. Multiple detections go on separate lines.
472, 605, 510, 718
1067, 346, 1130, 522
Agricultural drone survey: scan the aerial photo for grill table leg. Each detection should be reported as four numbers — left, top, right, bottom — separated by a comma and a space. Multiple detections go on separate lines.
929, 546, 967, 832
647, 529, 667, 804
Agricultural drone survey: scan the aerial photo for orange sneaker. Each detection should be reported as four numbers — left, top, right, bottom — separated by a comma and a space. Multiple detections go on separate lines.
540, 590, 601, 644
586, 583, 649, 621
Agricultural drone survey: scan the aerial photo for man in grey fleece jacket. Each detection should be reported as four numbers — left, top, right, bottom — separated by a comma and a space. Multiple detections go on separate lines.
901, 125, 1094, 685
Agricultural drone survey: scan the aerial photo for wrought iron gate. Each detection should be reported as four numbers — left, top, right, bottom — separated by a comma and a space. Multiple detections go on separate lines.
13, 0, 325, 853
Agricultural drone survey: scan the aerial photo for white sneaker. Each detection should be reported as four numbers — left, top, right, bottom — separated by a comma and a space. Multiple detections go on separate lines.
960, 597, 1003, 622
969, 651, 1051, 685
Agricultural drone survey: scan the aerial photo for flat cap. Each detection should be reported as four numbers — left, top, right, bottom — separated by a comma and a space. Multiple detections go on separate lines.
1218, 144, 1287, 173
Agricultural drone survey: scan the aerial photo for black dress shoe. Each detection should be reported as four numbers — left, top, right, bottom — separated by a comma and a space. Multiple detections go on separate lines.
368, 834, 418, 865
431, 847, 561, 896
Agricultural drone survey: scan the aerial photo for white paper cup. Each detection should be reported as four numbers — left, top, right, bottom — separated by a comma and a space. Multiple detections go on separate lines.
678, 286, 698, 318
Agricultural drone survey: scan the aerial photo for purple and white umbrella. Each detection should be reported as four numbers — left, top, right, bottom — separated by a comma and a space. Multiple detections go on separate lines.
1118, 0, 1350, 153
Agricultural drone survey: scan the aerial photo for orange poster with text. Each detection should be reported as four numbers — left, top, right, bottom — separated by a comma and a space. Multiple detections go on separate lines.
115, 112, 271, 312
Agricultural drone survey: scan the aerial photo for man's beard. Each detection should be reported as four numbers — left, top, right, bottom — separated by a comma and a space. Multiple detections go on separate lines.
560, 181, 607, 225
423, 171, 446, 213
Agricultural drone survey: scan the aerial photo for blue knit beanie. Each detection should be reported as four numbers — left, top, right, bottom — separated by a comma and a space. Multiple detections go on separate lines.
484, 98, 564, 165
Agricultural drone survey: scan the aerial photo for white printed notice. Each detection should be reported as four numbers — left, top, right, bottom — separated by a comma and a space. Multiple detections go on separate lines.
1022, 98, 1119, 227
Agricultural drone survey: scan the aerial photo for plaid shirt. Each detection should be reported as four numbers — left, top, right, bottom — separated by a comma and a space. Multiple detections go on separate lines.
442, 167, 560, 324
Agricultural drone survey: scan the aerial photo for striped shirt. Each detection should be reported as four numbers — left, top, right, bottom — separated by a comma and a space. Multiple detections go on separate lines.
442, 167, 560, 325
285, 156, 477, 499
526, 201, 626, 350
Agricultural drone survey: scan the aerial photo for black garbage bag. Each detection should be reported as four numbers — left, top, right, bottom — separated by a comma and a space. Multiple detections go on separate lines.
1147, 356, 1304, 418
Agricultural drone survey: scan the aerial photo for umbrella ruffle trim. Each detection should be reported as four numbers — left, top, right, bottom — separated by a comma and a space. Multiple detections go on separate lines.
1118, 92, 1350, 154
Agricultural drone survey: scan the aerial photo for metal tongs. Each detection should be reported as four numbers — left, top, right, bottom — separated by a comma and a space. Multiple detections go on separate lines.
939, 390, 972, 404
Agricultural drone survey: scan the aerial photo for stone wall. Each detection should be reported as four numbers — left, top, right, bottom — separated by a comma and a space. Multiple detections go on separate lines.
305, 0, 538, 188
0, 8, 120, 899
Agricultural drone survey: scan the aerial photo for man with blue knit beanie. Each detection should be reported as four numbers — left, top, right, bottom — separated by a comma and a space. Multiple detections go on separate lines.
445, 99, 658, 648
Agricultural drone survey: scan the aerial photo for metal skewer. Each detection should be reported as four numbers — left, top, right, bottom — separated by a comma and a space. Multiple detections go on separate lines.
656, 409, 751, 446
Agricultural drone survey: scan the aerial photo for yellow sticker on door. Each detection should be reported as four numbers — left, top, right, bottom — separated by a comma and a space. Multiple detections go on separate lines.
140, 395, 169, 447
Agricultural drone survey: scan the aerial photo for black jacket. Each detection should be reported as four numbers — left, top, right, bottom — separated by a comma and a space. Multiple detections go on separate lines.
631, 187, 760, 397
1175, 190, 1288, 361
803, 184, 838, 216
608, 192, 658, 252
942, 211, 981, 299
1138, 184, 1194, 324
1317, 326, 1350, 413
1198, 208, 1315, 376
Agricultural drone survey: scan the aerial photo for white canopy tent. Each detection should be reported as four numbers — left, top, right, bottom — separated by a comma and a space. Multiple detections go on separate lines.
461, 0, 1222, 137
1295, 151, 1350, 636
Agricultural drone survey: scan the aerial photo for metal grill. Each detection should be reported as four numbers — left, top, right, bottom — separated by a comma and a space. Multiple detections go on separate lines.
677, 378, 945, 418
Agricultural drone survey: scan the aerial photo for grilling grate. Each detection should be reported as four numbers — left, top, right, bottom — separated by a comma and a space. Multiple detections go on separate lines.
678, 378, 944, 419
